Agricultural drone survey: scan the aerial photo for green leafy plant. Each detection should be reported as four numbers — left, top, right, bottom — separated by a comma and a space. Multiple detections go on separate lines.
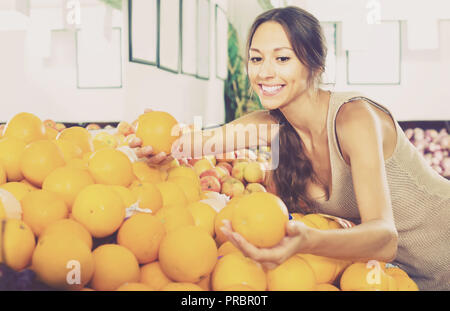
224, 23, 262, 123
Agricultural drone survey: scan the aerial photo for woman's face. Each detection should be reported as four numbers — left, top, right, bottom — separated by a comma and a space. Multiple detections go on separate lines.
248, 21, 311, 111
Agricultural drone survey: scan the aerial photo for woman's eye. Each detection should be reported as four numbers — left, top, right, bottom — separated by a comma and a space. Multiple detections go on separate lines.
250, 57, 262, 63
277, 57, 290, 62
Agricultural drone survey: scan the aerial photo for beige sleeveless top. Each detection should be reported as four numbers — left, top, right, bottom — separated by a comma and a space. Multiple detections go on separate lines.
312, 91, 450, 291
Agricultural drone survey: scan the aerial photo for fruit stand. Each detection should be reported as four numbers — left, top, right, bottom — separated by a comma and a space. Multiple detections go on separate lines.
1, 111, 446, 291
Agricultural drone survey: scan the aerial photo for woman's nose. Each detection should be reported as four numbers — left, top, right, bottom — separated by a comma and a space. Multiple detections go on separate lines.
258, 59, 275, 79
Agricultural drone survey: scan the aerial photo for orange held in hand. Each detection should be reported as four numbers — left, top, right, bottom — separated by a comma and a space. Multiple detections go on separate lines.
231, 192, 289, 248
135, 111, 180, 155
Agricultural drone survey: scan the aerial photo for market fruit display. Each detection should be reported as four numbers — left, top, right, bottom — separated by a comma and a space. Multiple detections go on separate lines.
0, 111, 421, 291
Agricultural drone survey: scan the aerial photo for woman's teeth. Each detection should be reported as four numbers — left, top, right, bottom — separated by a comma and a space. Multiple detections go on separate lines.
260, 84, 284, 95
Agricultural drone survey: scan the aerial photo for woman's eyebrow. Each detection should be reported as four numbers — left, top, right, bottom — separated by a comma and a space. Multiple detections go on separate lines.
250, 47, 293, 52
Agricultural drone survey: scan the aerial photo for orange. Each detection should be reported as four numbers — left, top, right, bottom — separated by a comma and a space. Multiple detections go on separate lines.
170, 176, 201, 203
159, 226, 218, 283
161, 282, 204, 291
296, 217, 319, 229
187, 201, 217, 237
110, 185, 137, 209
21, 190, 69, 237
385, 266, 410, 279
132, 161, 163, 183
217, 241, 241, 257
315, 283, 340, 291
167, 166, 201, 189
327, 219, 342, 230
290, 213, 304, 221
3, 112, 46, 144
155, 181, 188, 207
93, 132, 117, 150
155, 204, 195, 233
297, 253, 339, 285
135, 111, 180, 155
301, 214, 329, 230
140, 261, 172, 290
54, 138, 83, 163
57, 126, 93, 153
0, 137, 26, 181
390, 275, 418, 291
40, 218, 92, 250
116, 282, 154, 291
340, 261, 391, 291
91, 244, 140, 291
267, 256, 316, 291
0, 188, 23, 219
214, 197, 241, 245
129, 182, 163, 213
117, 213, 166, 264
0, 182, 32, 201
20, 140, 66, 188
88, 148, 134, 187
42, 167, 95, 210
232, 192, 289, 248
385, 267, 418, 291
211, 252, 267, 291
31, 234, 94, 290
72, 184, 125, 238
0, 219, 36, 271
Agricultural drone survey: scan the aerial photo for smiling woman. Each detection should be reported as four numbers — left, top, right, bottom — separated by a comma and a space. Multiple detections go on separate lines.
218, 6, 450, 291
130, 5, 450, 291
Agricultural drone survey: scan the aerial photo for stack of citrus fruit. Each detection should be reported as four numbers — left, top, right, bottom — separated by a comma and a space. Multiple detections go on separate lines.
0, 111, 419, 291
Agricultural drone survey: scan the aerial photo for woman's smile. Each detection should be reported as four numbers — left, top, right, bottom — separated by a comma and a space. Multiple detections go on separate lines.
258, 84, 286, 97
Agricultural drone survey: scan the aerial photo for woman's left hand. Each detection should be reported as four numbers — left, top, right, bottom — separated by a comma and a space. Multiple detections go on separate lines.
220, 219, 311, 270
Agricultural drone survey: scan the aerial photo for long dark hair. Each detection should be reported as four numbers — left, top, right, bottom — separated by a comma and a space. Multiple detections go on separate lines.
245, 7, 328, 213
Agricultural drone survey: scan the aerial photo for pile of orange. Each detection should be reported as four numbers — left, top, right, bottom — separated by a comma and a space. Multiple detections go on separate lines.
0, 111, 420, 291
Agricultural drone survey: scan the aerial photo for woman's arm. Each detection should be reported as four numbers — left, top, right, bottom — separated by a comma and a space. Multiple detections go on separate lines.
174, 109, 279, 159
222, 100, 399, 264
322, 99, 398, 262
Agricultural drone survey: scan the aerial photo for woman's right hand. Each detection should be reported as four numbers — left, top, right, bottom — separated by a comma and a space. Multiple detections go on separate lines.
128, 136, 175, 166
128, 108, 178, 166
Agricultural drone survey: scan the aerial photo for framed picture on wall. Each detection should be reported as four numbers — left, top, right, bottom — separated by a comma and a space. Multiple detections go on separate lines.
76, 27, 122, 89
347, 21, 401, 85
128, 0, 159, 66
158, 0, 181, 73
321, 22, 337, 85
197, 0, 210, 80
181, 0, 197, 76
215, 4, 228, 81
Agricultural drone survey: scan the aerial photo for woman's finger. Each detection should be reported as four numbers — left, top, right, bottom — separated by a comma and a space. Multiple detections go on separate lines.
286, 220, 306, 236
261, 262, 278, 271
146, 152, 167, 165
128, 137, 143, 148
135, 146, 153, 159
159, 156, 176, 167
